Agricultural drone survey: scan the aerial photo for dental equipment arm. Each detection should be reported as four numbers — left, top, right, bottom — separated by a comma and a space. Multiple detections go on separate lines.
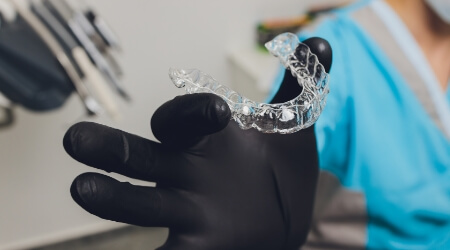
8, 0, 101, 115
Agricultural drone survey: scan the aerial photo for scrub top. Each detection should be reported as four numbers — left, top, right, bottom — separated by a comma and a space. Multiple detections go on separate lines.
269, 0, 450, 249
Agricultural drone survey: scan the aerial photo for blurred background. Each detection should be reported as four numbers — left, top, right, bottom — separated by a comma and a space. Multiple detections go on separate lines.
0, 0, 347, 249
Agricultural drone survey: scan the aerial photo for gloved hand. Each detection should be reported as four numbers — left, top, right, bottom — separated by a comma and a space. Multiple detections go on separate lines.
63, 37, 332, 250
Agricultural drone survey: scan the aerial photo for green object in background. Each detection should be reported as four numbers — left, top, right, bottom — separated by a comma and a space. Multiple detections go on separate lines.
256, 1, 352, 51
256, 15, 311, 52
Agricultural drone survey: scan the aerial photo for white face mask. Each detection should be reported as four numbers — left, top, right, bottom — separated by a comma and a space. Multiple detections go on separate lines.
425, 0, 450, 24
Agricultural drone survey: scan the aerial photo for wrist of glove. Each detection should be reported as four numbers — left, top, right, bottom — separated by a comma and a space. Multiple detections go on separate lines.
63, 37, 332, 250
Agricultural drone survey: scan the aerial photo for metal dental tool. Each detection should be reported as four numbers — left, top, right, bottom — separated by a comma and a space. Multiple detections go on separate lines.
8, 0, 101, 116
85, 9, 121, 51
60, 0, 124, 80
72, 5, 123, 79
32, 0, 120, 120
47, 0, 130, 101
69, 0, 121, 50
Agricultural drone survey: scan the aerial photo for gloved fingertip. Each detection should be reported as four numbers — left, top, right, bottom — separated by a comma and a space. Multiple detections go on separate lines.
301, 37, 332, 73
70, 174, 85, 207
63, 122, 85, 159
70, 173, 96, 209
64, 121, 101, 158
207, 94, 231, 130
152, 93, 231, 146
70, 173, 113, 210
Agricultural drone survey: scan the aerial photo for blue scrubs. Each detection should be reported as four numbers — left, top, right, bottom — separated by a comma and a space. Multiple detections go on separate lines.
270, 0, 450, 248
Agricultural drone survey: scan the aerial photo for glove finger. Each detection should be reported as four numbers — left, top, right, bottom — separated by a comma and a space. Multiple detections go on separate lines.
63, 122, 179, 183
151, 93, 231, 149
302, 37, 332, 73
71, 172, 198, 228
270, 37, 332, 104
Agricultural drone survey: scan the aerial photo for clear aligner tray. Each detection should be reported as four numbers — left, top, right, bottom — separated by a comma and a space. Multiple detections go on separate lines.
169, 33, 329, 134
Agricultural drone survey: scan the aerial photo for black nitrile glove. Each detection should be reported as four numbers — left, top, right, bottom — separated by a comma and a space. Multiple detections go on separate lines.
63, 38, 332, 250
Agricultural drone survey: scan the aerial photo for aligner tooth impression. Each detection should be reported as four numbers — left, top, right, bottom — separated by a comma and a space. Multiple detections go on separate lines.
169, 33, 329, 134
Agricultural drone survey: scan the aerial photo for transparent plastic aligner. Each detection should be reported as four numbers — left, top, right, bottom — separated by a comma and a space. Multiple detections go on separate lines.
169, 32, 329, 134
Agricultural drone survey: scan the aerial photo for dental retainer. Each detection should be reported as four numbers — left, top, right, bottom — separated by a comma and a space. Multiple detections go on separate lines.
169, 33, 329, 134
